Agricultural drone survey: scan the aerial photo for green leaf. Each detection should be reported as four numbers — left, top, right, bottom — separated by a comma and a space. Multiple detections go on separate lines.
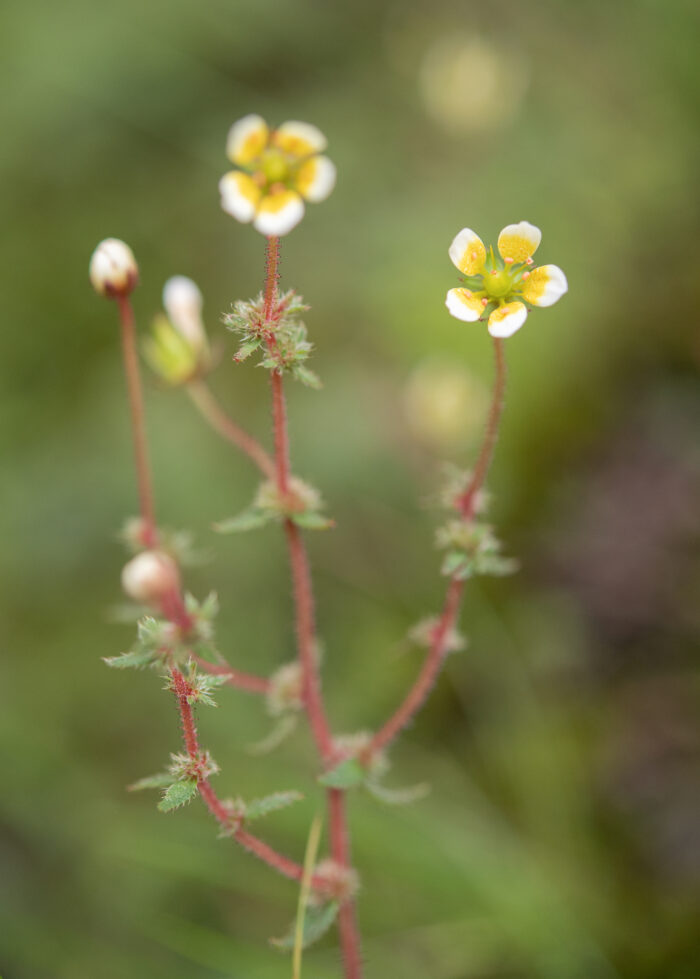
234, 339, 261, 362
271, 901, 339, 951
441, 551, 473, 580
365, 780, 431, 806
157, 780, 198, 812
103, 648, 156, 670
318, 758, 366, 789
128, 772, 173, 792
213, 509, 273, 534
247, 715, 298, 756
291, 511, 335, 530
246, 791, 304, 820
293, 365, 322, 389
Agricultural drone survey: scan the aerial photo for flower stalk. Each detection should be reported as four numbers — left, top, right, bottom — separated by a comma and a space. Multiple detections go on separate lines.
116, 294, 158, 548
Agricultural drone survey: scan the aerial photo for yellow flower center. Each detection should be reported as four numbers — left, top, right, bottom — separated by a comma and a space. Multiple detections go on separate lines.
482, 269, 512, 299
260, 148, 290, 185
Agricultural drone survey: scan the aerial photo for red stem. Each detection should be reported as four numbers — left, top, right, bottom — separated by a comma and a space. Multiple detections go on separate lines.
369, 578, 464, 754
328, 789, 363, 979
262, 236, 363, 976
192, 655, 271, 695
456, 336, 506, 518
285, 519, 334, 760
116, 294, 158, 547
187, 379, 276, 480
170, 666, 311, 884
370, 337, 507, 754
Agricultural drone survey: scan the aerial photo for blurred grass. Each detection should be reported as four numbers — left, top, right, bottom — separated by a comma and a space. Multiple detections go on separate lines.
1, 0, 699, 976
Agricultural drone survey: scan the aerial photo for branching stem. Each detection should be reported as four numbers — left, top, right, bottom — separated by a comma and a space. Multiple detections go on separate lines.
262, 235, 363, 978
370, 337, 507, 754
187, 379, 275, 480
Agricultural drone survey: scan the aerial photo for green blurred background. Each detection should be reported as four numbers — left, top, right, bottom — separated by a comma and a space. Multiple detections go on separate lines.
1, 0, 699, 976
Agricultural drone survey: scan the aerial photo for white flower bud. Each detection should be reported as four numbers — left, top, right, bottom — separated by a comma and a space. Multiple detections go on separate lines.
89, 238, 139, 297
121, 550, 180, 604
162, 275, 206, 351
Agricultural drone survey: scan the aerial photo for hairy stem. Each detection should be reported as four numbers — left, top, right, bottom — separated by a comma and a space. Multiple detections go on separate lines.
262, 235, 363, 977
328, 789, 363, 979
170, 666, 313, 883
369, 578, 464, 754
116, 294, 157, 547
456, 336, 506, 518
285, 519, 334, 760
187, 379, 276, 480
370, 337, 507, 753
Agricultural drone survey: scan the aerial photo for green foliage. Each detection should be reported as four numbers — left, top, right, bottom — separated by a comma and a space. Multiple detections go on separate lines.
318, 758, 367, 789
127, 772, 174, 791
224, 290, 321, 388
213, 508, 275, 534
438, 520, 518, 581
215, 477, 332, 535
157, 779, 198, 812
245, 791, 304, 820
271, 901, 339, 951
364, 780, 431, 806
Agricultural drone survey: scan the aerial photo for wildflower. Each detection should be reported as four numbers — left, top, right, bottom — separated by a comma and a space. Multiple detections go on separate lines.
144, 276, 210, 385
445, 221, 567, 337
219, 114, 336, 236
89, 238, 138, 297
121, 550, 180, 605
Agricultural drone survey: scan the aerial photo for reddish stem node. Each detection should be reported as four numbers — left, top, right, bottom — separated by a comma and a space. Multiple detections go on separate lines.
262, 236, 363, 977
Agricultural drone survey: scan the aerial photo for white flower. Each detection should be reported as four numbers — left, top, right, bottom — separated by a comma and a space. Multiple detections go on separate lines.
89, 238, 138, 297
445, 221, 567, 338
162, 276, 206, 352
219, 114, 336, 237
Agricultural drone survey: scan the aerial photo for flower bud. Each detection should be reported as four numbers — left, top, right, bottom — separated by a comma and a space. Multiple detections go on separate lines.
162, 276, 206, 352
121, 550, 180, 604
89, 238, 139, 297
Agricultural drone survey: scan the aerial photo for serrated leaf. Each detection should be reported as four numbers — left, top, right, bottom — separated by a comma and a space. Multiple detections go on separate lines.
247, 714, 298, 756
103, 648, 155, 670
157, 779, 198, 812
246, 791, 304, 820
365, 780, 431, 805
128, 772, 173, 792
291, 511, 335, 530
234, 339, 261, 362
271, 901, 339, 951
441, 551, 473, 580
213, 509, 273, 534
294, 365, 322, 389
318, 758, 366, 789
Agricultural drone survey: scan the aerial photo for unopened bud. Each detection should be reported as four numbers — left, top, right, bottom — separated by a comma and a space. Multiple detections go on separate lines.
90, 238, 139, 297
162, 276, 206, 352
121, 550, 180, 604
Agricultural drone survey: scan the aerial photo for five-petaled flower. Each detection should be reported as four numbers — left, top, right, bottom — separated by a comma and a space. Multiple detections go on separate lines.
219, 114, 336, 237
445, 221, 568, 337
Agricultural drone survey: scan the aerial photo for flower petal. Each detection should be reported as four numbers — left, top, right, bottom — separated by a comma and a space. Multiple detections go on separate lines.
296, 155, 336, 202
226, 114, 269, 166
219, 171, 261, 223
448, 228, 487, 275
488, 301, 528, 337
497, 221, 541, 263
271, 121, 327, 158
521, 264, 568, 307
445, 287, 483, 322
253, 189, 305, 237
